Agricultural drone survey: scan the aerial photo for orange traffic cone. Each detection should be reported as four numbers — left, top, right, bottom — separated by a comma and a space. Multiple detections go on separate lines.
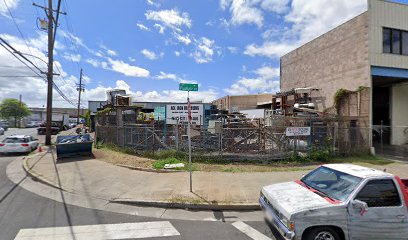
38, 146, 43, 152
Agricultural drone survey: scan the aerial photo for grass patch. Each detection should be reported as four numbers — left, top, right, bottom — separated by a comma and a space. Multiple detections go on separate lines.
97, 144, 395, 173
331, 154, 393, 165
152, 157, 185, 170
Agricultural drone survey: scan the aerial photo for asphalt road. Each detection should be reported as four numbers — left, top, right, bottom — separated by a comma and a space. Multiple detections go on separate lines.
0, 128, 277, 240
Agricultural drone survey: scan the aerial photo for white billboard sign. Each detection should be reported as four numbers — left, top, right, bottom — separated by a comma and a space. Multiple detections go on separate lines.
285, 127, 311, 136
166, 104, 204, 125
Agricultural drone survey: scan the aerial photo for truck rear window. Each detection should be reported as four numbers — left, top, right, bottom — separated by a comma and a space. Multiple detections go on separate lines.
355, 179, 401, 207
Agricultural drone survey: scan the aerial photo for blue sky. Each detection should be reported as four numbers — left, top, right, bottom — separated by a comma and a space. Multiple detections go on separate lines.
1, 0, 408, 107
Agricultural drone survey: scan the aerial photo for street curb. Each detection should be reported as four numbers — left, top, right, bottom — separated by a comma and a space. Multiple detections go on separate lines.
116, 164, 184, 173
109, 199, 261, 211
22, 151, 66, 192
22, 151, 261, 211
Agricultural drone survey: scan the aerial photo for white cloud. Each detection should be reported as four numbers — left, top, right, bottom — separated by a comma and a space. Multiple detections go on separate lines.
230, 0, 264, 27
141, 49, 159, 60
60, 30, 88, 51
136, 23, 150, 31
227, 46, 238, 54
192, 37, 216, 64
82, 75, 91, 84
244, 0, 367, 58
62, 53, 81, 62
173, 33, 191, 45
85, 80, 218, 103
260, 0, 289, 14
174, 51, 181, 57
128, 57, 136, 62
0, 0, 19, 18
224, 66, 280, 95
86, 58, 109, 69
145, 9, 192, 32
155, 71, 196, 83
100, 44, 118, 56
0, 33, 82, 108
146, 0, 160, 7
86, 56, 150, 78
108, 58, 150, 77
154, 23, 165, 34
138, 89, 218, 103
244, 41, 296, 58
220, 0, 232, 10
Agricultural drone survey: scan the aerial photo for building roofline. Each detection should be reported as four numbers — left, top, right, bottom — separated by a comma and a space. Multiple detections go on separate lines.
212, 93, 274, 101
381, 0, 408, 8
281, 10, 368, 59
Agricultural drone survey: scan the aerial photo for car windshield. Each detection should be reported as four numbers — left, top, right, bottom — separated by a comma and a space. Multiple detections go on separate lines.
2, 138, 28, 143
301, 166, 362, 201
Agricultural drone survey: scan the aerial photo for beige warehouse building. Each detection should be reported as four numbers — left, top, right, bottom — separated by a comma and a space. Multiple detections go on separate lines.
280, 0, 408, 151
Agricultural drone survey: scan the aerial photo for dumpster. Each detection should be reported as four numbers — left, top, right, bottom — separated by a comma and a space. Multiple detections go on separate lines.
56, 134, 93, 159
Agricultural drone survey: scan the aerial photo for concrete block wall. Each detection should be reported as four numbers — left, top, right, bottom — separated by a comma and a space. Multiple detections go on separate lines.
280, 12, 371, 112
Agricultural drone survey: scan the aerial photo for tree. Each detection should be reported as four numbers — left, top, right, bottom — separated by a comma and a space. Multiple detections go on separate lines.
0, 98, 31, 127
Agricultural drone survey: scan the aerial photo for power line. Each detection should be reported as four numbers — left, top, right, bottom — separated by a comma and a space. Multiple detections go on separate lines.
0, 41, 45, 80
62, 0, 82, 70
0, 75, 44, 78
3, 0, 41, 68
0, 38, 76, 107
0, 37, 46, 74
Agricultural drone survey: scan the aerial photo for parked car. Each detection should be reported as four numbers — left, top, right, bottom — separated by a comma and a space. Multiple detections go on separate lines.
26, 121, 39, 128
260, 164, 408, 240
0, 121, 9, 131
0, 127, 4, 135
0, 135, 39, 154
37, 121, 63, 135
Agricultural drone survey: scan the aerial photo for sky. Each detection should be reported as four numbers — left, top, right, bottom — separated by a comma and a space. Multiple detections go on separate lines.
0, 0, 408, 108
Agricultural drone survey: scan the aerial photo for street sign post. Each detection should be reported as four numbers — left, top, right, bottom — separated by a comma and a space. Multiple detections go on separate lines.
179, 83, 198, 193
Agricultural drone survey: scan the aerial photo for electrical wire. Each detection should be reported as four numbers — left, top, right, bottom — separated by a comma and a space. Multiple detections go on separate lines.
3, 0, 42, 68
0, 40, 76, 107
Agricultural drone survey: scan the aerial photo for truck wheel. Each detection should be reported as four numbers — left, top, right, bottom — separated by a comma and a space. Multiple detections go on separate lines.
304, 227, 341, 240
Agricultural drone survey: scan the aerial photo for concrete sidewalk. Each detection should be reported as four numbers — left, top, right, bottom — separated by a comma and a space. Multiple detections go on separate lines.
23, 148, 408, 209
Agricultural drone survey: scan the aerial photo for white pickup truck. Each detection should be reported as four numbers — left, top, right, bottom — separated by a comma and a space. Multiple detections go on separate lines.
260, 164, 408, 240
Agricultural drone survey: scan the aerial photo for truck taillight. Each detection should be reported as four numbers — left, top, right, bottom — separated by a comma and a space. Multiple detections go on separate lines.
21, 144, 29, 147
0, 143, 4, 147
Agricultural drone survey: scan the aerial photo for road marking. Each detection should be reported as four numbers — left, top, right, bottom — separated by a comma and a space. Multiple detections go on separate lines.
232, 221, 272, 240
14, 221, 180, 240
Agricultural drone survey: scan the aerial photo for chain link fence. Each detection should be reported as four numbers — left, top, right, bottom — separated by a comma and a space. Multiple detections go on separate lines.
95, 115, 376, 160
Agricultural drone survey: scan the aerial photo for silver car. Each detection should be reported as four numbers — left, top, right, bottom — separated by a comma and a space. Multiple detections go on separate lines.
0, 135, 39, 154
0, 127, 4, 135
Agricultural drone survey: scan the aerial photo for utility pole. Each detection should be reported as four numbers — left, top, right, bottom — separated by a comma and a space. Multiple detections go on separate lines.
45, 0, 53, 145
76, 68, 84, 124
33, 0, 66, 145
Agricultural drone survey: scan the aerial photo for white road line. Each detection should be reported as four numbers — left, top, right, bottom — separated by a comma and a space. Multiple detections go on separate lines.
14, 221, 180, 240
232, 221, 272, 240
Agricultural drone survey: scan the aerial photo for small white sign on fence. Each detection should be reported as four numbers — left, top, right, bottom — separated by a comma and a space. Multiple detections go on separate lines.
286, 127, 311, 136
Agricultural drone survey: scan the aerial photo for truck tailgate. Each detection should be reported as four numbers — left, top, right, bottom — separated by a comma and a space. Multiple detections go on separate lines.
396, 177, 408, 208
402, 179, 408, 190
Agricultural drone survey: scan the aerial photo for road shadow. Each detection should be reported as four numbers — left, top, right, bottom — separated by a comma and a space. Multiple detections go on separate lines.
56, 153, 96, 164
191, 191, 239, 223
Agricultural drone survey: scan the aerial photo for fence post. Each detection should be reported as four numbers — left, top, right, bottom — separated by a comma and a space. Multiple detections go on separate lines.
152, 123, 155, 150
176, 119, 179, 151
220, 125, 223, 157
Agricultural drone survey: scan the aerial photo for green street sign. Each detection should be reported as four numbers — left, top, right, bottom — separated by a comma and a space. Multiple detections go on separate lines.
179, 83, 198, 91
